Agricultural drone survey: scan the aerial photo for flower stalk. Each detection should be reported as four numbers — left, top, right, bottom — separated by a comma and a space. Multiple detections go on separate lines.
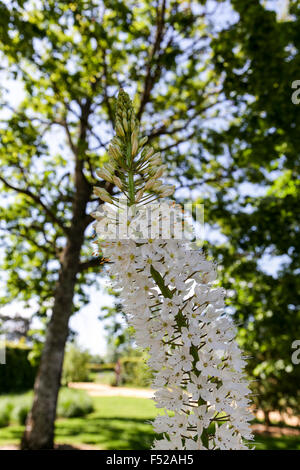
92, 90, 253, 450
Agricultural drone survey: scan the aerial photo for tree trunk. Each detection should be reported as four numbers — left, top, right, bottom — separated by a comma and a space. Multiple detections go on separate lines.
21, 174, 90, 449
21, 231, 84, 449
22, 99, 93, 450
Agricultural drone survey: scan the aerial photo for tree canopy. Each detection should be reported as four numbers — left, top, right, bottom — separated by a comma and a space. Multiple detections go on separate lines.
0, 0, 299, 447
208, 0, 300, 415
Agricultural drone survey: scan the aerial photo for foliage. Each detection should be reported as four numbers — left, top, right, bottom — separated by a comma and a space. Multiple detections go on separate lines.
0, 314, 30, 342
0, 343, 38, 393
0, 0, 221, 319
0, 402, 12, 428
88, 350, 151, 387
62, 344, 91, 385
0, 1, 226, 444
100, 300, 136, 363
0, 388, 93, 427
11, 402, 30, 426
120, 351, 152, 388
0, 392, 31, 426
206, 0, 300, 415
93, 371, 116, 386
57, 388, 94, 418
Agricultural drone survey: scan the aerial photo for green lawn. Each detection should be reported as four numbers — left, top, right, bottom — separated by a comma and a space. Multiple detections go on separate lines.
0, 395, 299, 450
254, 433, 300, 450
0, 396, 156, 449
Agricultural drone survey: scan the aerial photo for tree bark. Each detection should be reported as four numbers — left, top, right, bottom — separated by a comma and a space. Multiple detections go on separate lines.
21, 147, 92, 449
21, 230, 84, 449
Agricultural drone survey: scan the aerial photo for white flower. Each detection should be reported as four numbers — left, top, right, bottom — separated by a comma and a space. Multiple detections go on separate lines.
152, 436, 183, 450
152, 414, 172, 434
169, 346, 194, 372
154, 387, 189, 412
188, 405, 215, 436
181, 327, 202, 348
93, 203, 253, 450
187, 373, 209, 401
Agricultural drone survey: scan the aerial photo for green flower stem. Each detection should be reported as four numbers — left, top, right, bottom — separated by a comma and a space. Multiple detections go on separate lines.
150, 262, 211, 447
128, 171, 135, 206
150, 265, 173, 299
126, 133, 135, 206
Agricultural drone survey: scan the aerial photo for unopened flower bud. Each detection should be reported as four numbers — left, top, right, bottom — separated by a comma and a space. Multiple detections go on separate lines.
144, 178, 156, 190
93, 187, 113, 203
159, 185, 175, 197
142, 146, 154, 160
113, 175, 123, 189
100, 194, 114, 203
135, 189, 144, 202
138, 136, 148, 147
131, 116, 136, 130
112, 144, 123, 159
131, 130, 139, 156
148, 152, 161, 162
96, 168, 113, 182
116, 121, 125, 138
112, 136, 123, 147
123, 116, 128, 133
154, 166, 165, 178
152, 180, 164, 191
108, 145, 118, 160
104, 161, 116, 173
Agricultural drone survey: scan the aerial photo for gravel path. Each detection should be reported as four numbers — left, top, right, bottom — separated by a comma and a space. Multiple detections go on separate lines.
68, 382, 155, 399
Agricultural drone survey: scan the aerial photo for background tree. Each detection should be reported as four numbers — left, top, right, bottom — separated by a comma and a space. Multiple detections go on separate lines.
0, 0, 225, 449
207, 0, 300, 419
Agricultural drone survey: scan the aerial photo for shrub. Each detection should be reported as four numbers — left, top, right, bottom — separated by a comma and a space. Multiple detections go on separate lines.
62, 344, 91, 385
0, 388, 93, 427
11, 402, 30, 425
57, 388, 94, 418
0, 402, 13, 427
121, 356, 152, 388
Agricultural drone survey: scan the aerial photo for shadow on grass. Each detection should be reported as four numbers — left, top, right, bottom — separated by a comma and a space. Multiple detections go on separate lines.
1, 424, 300, 450
55, 415, 156, 450
0, 425, 24, 445
253, 433, 300, 450
0, 417, 155, 450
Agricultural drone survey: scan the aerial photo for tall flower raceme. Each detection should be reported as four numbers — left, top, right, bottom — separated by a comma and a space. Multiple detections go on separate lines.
92, 90, 254, 450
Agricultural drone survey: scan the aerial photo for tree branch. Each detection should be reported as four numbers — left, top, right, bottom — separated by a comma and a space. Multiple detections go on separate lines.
137, 0, 167, 120
63, 119, 77, 155
0, 175, 68, 234
78, 257, 104, 272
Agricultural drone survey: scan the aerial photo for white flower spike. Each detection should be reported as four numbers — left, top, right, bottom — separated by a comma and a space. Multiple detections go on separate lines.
92, 90, 253, 450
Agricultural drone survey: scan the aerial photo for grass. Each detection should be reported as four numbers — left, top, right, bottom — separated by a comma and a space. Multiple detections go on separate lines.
254, 433, 300, 450
0, 393, 299, 450
0, 396, 157, 449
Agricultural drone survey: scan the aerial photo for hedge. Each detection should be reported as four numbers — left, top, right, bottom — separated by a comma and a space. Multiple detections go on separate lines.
120, 357, 152, 387
0, 343, 38, 393
0, 388, 94, 427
